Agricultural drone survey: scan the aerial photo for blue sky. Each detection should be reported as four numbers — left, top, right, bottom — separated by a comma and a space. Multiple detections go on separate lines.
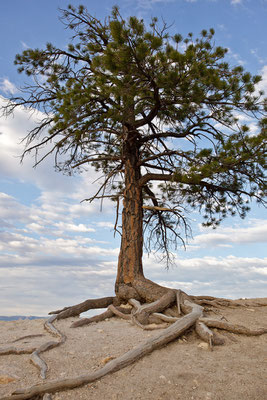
0, 0, 266, 316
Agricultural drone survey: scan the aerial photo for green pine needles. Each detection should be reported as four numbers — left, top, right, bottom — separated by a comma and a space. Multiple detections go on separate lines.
4, 4, 266, 259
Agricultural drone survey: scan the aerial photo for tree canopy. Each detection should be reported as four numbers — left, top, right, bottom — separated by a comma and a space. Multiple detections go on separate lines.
4, 4, 266, 264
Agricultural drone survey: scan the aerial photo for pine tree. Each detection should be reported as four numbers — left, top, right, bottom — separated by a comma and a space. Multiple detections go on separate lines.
2, 5, 266, 398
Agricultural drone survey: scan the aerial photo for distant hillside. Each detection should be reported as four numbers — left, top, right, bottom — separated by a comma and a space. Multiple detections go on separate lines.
0, 316, 47, 321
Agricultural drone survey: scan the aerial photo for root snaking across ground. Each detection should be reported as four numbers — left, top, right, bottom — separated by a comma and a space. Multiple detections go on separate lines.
1, 283, 267, 400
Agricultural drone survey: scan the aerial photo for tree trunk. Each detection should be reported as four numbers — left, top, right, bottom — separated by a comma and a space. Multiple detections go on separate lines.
115, 128, 144, 297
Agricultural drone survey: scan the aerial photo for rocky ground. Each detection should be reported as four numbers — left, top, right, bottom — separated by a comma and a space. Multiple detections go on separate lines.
0, 298, 267, 400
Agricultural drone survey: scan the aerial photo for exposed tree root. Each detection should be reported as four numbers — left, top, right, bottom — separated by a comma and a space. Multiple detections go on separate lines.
128, 298, 172, 329
30, 340, 63, 380
1, 288, 266, 400
199, 317, 267, 335
12, 335, 45, 343
49, 297, 118, 319
71, 305, 132, 328
192, 296, 267, 308
0, 316, 65, 382
0, 300, 203, 400
71, 309, 114, 328
0, 347, 37, 356
29, 316, 66, 380
107, 305, 131, 320
195, 320, 225, 348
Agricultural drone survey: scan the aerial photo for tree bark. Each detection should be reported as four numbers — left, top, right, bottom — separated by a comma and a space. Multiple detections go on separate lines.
114, 127, 178, 304
115, 127, 145, 295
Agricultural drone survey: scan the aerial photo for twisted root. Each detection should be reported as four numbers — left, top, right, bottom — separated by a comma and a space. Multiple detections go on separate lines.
0, 289, 266, 400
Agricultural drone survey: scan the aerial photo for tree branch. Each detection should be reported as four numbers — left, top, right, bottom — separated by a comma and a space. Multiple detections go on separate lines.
143, 205, 179, 212
72, 155, 121, 168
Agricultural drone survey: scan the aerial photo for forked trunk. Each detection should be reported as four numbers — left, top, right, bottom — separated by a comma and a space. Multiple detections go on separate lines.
115, 128, 144, 292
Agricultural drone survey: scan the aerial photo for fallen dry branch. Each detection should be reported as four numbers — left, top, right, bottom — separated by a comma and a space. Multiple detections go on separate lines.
0, 301, 203, 400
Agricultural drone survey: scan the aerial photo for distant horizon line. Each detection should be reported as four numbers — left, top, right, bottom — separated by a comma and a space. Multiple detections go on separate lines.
0, 315, 48, 321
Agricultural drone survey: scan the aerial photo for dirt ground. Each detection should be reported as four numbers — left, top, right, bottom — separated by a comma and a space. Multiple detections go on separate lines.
0, 298, 267, 400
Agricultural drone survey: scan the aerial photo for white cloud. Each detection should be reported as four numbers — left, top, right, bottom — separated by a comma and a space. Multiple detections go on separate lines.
20, 41, 30, 49
0, 221, 119, 266
53, 222, 95, 233
217, 23, 226, 30
0, 265, 116, 316
191, 219, 267, 248
145, 254, 267, 299
231, 0, 242, 4
0, 96, 113, 221
256, 65, 267, 95
227, 47, 245, 66
0, 193, 33, 225
1, 253, 266, 316
135, 0, 175, 9
0, 78, 18, 95
95, 221, 115, 229
250, 49, 266, 65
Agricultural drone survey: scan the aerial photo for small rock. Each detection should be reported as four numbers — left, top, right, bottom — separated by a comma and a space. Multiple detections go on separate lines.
159, 375, 166, 380
197, 342, 209, 350
0, 375, 17, 384
97, 329, 104, 333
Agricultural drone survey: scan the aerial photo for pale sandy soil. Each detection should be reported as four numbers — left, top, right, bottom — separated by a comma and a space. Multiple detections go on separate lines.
0, 298, 267, 400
